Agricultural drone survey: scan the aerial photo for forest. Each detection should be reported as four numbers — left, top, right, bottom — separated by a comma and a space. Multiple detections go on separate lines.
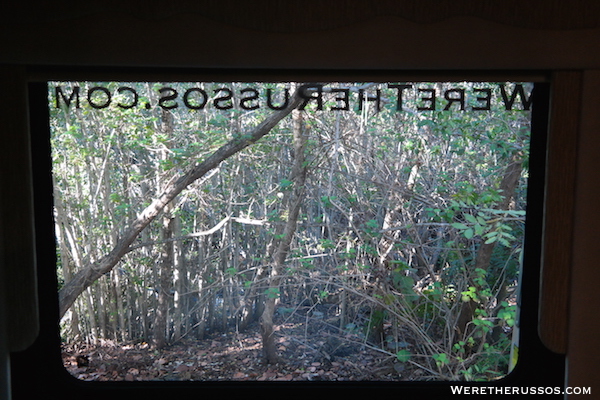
51, 81, 532, 382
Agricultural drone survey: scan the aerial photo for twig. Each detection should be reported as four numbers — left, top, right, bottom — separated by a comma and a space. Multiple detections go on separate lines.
126, 215, 269, 252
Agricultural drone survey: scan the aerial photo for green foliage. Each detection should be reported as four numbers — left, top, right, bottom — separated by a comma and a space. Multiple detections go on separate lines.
396, 349, 412, 363
450, 204, 524, 248
498, 301, 516, 327
279, 178, 294, 190
264, 287, 280, 299
453, 337, 475, 355
320, 195, 335, 208
433, 353, 449, 368
461, 286, 478, 303
318, 238, 336, 250
391, 269, 417, 304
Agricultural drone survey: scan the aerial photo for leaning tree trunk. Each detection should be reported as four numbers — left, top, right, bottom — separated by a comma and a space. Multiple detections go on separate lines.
58, 86, 310, 319
260, 108, 308, 364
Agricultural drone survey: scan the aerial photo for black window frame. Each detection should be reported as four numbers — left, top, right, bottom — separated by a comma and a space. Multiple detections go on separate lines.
12, 69, 564, 399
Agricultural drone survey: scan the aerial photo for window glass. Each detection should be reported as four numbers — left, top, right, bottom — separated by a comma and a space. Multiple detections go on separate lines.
50, 81, 533, 381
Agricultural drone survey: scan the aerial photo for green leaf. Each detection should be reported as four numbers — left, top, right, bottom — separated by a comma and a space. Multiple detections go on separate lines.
464, 214, 477, 224
464, 228, 474, 239
264, 287, 280, 299
433, 353, 449, 367
451, 223, 468, 230
279, 178, 293, 190
502, 232, 517, 240
484, 236, 497, 244
474, 224, 484, 236
499, 238, 511, 247
396, 349, 412, 363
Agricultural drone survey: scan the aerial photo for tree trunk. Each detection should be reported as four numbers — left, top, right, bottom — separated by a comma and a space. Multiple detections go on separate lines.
171, 213, 184, 343
153, 107, 175, 349
58, 86, 309, 319
456, 154, 524, 336
153, 205, 174, 349
52, 178, 80, 338
260, 108, 308, 364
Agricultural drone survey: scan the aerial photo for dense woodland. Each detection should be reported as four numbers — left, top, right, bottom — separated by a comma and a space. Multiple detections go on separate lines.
51, 81, 532, 381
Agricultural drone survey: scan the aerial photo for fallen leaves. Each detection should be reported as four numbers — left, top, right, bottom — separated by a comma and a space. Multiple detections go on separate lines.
61, 323, 416, 382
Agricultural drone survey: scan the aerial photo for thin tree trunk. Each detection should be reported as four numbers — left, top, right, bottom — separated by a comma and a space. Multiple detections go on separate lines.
97, 279, 107, 338
112, 268, 126, 341
260, 108, 308, 364
52, 176, 81, 339
153, 204, 174, 349
58, 86, 308, 319
153, 108, 175, 349
171, 214, 183, 343
84, 287, 97, 342
108, 274, 118, 340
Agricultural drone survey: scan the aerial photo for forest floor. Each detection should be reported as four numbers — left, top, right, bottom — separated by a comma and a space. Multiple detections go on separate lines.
61, 308, 429, 382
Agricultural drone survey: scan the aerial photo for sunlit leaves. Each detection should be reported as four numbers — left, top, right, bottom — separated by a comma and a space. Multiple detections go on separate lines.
433, 353, 449, 368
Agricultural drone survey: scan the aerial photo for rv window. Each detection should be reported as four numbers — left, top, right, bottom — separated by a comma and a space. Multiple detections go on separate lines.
49, 81, 534, 382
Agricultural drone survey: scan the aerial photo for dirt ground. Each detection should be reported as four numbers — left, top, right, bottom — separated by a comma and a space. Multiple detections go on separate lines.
61, 315, 428, 382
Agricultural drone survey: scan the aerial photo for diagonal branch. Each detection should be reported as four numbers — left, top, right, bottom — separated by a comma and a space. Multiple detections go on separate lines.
57, 85, 309, 319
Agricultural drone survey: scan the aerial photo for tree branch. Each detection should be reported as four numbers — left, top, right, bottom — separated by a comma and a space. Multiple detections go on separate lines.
57, 85, 308, 319
126, 215, 269, 252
